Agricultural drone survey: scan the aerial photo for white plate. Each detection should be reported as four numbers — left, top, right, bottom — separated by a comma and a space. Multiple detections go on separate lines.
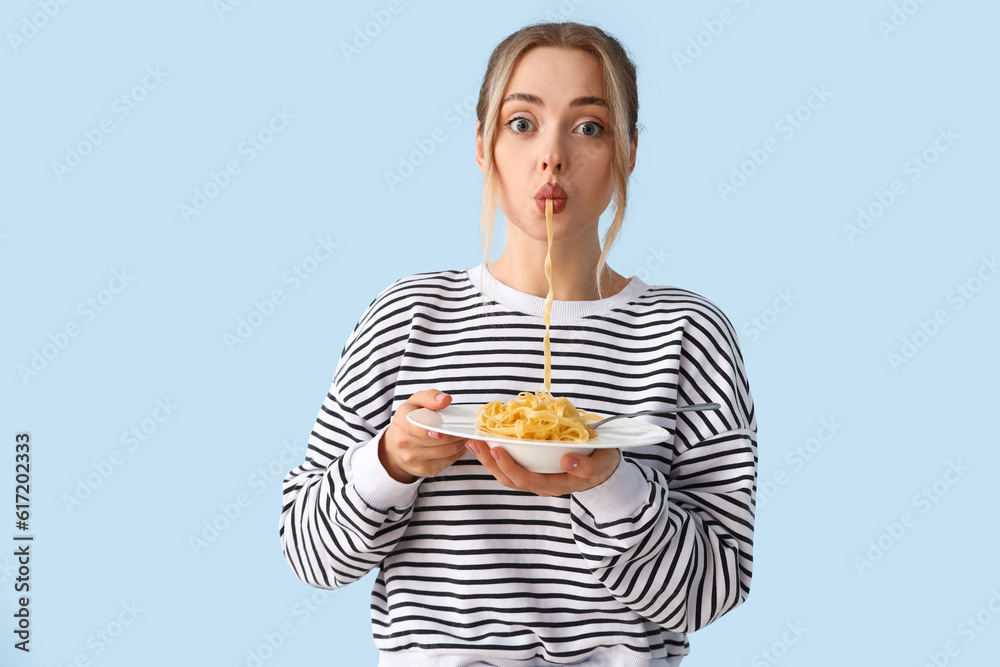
406, 404, 671, 474
406, 404, 671, 448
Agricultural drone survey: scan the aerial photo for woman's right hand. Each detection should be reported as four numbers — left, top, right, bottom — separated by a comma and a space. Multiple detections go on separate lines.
378, 390, 476, 483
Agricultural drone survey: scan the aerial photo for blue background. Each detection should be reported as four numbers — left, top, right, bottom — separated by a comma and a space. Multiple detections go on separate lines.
2, 1, 998, 665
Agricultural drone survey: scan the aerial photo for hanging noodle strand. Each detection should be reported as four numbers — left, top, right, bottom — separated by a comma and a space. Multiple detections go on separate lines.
476, 199, 601, 442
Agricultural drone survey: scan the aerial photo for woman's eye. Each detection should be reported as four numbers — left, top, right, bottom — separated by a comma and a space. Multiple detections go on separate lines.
505, 117, 535, 133
503, 117, 605, 137
576, 121, 605, 137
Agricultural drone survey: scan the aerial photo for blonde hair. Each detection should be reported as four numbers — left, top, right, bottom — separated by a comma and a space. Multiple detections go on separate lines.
476, 21, 640, 300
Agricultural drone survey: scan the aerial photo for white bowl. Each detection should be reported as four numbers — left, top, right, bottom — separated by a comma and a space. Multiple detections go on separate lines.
483, 439, 596, 474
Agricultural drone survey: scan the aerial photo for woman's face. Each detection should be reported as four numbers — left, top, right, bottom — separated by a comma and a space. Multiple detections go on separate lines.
477, 46, 632, 245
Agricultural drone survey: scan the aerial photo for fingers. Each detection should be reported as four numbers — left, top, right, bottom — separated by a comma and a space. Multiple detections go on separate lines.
560, 451, 594, 477
389, 424, 467, 460
470, 443, 563, 497
399, 389, 456, 437
392, 389, 457, 444
382, 389, 464, 479
400, 424, 466, 449
490, 447, 556, 495
564, 448, 620, 483
406, 389, 452, 411
468, 442, 622, 496
466, 441, 515, 489
395, 444, 468, 478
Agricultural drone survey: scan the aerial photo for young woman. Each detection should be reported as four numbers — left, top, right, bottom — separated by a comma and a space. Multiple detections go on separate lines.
280, 21, 757, 667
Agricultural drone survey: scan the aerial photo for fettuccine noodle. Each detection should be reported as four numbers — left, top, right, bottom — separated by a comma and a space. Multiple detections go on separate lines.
543, 197, 554, 390
475, 198, 600, 442
477, 389, 600, 441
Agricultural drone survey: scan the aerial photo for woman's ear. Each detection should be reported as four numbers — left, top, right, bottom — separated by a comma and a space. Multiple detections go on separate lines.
475, 121, 485, 172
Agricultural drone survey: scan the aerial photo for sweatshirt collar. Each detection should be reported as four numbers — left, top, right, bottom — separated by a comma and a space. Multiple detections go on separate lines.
465, 263, 648, 321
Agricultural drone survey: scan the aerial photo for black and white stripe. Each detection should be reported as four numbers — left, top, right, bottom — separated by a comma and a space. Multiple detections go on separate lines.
280, 267, 757, 664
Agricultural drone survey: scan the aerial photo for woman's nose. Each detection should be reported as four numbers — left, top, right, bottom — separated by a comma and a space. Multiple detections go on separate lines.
538, 132, 566, 173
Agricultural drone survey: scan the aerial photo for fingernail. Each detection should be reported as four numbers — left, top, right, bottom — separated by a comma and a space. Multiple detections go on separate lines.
435, 392, 449, 402
564, 457, 579, 470
466, 442, 478, 454
491, 448, 501, 461
428, 430, 440, 439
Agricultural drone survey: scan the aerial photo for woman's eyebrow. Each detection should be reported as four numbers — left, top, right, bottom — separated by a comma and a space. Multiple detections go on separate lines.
502, 92, 608, 108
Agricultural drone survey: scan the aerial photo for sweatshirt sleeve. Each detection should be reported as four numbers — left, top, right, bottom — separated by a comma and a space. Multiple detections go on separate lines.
569, 298, 757, 634
279, 283, 421, 589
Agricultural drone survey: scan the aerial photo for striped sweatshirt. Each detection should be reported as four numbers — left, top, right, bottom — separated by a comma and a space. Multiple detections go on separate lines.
279, 264, 757, 666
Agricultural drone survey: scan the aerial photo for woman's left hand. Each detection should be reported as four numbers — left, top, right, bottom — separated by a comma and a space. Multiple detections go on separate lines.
466, 441, 620, 497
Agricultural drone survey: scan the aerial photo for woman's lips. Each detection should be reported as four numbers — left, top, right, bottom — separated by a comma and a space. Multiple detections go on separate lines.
534, 183, 568, 214
535, 197, 567, 214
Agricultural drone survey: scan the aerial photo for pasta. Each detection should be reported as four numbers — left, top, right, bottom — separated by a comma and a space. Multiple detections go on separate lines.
476, 389, 600, 441
475, 198, 601, 442
543, 197, 554, 390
